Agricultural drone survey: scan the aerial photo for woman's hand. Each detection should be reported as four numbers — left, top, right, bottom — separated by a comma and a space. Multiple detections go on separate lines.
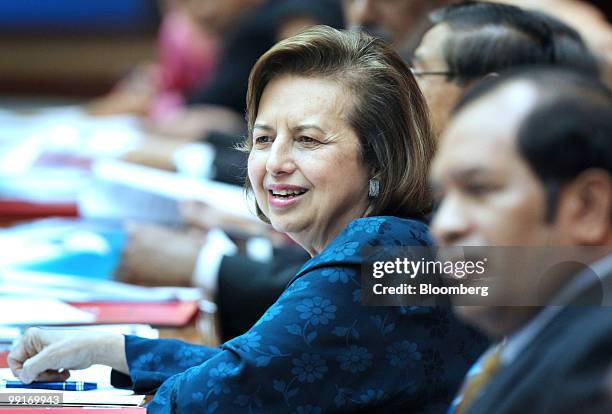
8, 328, 128, 384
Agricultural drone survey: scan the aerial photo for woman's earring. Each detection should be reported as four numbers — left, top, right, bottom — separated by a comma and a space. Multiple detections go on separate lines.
368, 178, 380, 199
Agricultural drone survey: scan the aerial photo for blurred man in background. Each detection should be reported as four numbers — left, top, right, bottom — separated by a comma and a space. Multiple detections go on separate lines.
499, 0, 612, 85
431, 67, 612, 414
342, 0, 452, 57
411, 1, 601, 136
154, 0, 344, 140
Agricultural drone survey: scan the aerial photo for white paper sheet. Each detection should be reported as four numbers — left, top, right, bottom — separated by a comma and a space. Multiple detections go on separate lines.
0, 325, 157, 346
0, 298, 95, 325
0, 269, 202, 303
79, 158, 255, 224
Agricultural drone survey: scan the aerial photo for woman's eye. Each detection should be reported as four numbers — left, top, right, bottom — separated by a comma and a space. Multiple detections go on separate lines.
297, 136, 317, 144
254, 135, 272, 145
465, 182, 496, 196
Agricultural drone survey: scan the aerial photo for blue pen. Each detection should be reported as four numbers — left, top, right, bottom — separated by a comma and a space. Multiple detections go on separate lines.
0, 380, 97, 391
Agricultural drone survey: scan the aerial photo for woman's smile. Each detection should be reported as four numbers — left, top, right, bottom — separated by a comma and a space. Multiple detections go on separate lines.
267, 184, 309, 209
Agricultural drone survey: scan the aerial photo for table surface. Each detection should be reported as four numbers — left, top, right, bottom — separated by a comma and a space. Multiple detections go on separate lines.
160, 303, 221, 347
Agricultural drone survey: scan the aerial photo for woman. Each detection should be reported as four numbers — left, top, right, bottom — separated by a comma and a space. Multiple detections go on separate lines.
9, 27, 485, 413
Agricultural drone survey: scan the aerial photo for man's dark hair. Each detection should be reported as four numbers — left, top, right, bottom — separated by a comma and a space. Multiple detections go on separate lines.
531, 10, 601, 78
454, 67, 612, 221
429, 1, 601, 85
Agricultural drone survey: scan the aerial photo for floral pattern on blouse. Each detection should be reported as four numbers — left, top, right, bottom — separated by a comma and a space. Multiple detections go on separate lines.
114, 216, 487, 413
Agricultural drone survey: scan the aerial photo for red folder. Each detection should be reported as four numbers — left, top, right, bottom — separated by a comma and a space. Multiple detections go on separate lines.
0, 351, 7, 369
69, 301, 199, 327
0, 199, 78, 220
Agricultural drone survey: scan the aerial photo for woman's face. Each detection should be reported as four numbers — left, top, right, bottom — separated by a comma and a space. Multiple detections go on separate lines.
248, 75, 370, 255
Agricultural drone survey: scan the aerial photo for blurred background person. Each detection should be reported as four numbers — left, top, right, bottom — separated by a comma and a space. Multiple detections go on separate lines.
431, 67, 612, 414
411, 1, 601, 136
499, 0, 612, 86
342, 0, 453, 58
88, 0, 220, 122
90, 0, 345, 141
148, 0, 345, 141
342, 0, 611, 82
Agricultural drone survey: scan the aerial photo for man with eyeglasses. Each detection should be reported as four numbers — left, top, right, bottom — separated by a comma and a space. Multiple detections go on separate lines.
411, 1, 601, 137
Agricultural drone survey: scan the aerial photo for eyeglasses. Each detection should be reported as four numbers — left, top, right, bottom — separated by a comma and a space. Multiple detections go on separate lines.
410, 68, 454, 78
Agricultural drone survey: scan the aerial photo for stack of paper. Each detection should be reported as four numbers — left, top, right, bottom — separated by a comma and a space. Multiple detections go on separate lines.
0, 269, 202, 303
0, 325, 159, 340
79, 159, 254, 224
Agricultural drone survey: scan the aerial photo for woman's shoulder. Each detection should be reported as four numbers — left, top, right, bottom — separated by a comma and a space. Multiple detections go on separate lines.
342, 216, 432, 246
329, 216, 432, 255
293, 217, 432, 278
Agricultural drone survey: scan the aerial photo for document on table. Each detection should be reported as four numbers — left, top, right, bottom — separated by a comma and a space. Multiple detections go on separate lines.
0, 325, 158, 345
79, 158, 255, 224
0, 298, 95, 325
0, 269, 202, 302
0, 366, 145, 406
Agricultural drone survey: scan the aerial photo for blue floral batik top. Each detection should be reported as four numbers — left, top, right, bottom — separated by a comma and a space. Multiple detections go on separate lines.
111, 216, 486, 413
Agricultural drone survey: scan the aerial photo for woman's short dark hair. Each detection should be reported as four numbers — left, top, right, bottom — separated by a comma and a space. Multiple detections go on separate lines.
429, 1, 600, 85
242, 25, 435, 222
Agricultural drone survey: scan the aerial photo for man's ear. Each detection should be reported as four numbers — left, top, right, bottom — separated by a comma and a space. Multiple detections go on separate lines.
556, 169, 611, 245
